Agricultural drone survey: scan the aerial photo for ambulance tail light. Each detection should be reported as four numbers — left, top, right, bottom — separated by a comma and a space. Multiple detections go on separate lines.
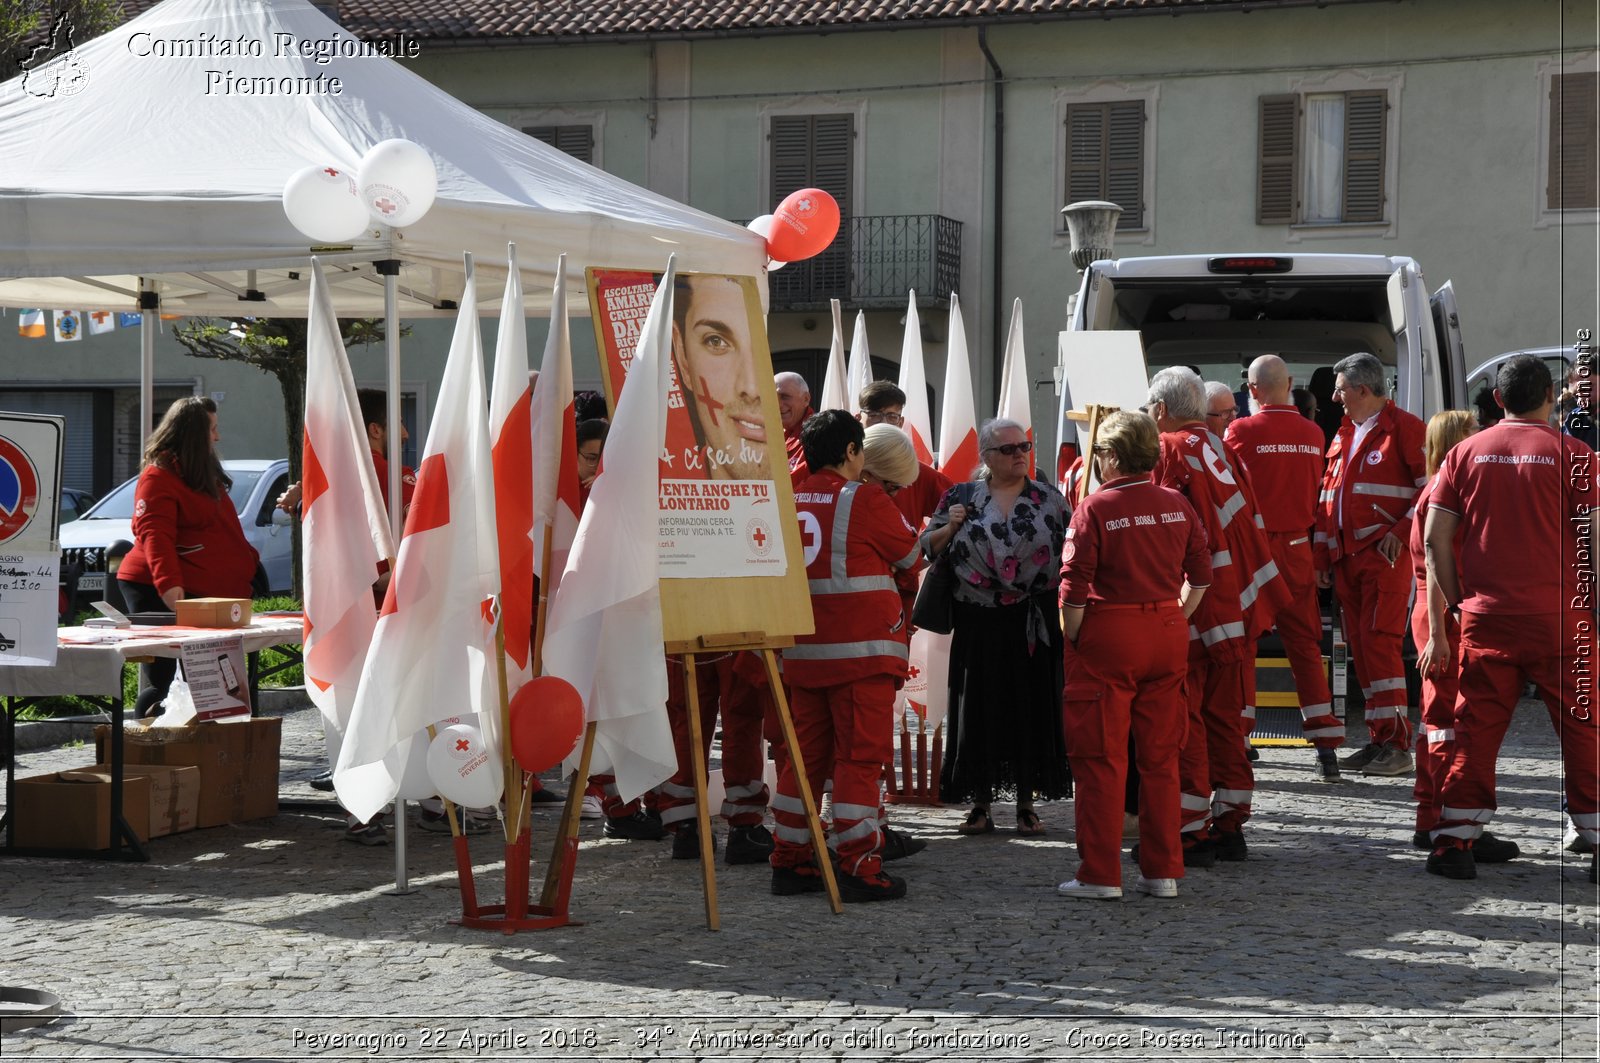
1208, 256, 1293, 275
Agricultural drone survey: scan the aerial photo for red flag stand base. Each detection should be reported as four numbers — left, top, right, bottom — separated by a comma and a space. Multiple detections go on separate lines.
447, 828, 585, 934
884, 714, 943, 807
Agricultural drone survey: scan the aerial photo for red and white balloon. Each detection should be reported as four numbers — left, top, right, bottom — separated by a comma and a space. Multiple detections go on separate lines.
281, 164, 369, 243
356, 139, 438, 229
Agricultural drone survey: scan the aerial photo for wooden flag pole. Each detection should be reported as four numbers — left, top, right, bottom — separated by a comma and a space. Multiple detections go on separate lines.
682, 653, 721, 930
494, 619, 518, 843
426, 722, 479, 916
1067, 404, 1118, 504
759, 647, 843, 914
540, 721, 595, 909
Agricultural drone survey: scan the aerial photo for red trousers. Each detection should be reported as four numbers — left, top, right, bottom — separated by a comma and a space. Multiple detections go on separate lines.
771, 675, 894, 877
1433, 611, 1600, 847
1063, 603, 1189, 887
1409, 595, 1460, 832
1333, 547, 1413, 748
1178, 651, 1253, 834
1269, 531, 1344, 748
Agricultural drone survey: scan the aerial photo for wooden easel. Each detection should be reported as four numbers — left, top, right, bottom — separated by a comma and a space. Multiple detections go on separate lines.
1066, 404, 1119, 502
665, 633, 842, 929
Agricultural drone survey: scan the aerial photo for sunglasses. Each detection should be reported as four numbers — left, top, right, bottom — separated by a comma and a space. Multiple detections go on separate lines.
985, 441, 1033, 456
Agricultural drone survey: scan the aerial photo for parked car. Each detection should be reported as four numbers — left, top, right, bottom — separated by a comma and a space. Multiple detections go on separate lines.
59, 459, 294, 614
58, 487, 96, 525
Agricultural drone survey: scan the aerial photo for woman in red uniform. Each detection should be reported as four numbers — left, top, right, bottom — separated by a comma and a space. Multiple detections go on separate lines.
1409, 410, 1514, 865
117, 397, 260, 707
1057, 411, 1211, 901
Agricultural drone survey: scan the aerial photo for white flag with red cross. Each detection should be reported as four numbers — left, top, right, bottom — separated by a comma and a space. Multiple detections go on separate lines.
530, 254, 581, 603
335, 258, 502, 823
490, 244, 536, 695
896, 292, 934, 465
300, 260, 394, 740
937, 294, 980, 481
996, 298, 1036, 476
542, 261, 677, 802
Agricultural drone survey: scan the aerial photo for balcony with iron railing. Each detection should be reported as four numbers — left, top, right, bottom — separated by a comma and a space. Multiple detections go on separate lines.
740, 214, 963, 312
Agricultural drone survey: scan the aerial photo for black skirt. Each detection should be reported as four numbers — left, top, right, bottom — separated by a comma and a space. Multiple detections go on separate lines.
940, 595, 1072, 804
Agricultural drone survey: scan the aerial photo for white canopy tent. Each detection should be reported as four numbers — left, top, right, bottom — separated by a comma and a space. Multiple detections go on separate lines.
0, 0, 764, 317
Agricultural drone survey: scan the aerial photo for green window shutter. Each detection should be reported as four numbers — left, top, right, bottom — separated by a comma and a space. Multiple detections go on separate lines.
1257, 94, 1299, 224
1341, 90, 1386, 223
1549, 72, 1599, 210
1106, 100, 1145, 230
1065, 103, 1107, 208
524, 125, 594, 164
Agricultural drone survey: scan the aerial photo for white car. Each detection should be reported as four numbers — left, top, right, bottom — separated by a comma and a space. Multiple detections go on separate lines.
60, 458, 294, 609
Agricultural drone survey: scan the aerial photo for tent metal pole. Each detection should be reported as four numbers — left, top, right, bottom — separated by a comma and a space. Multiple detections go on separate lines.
378, 258, 414, 895
139, 284, 156, 444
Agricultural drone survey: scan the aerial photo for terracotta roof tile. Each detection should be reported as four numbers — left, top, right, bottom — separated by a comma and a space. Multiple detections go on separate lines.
95, 0, 1371, 44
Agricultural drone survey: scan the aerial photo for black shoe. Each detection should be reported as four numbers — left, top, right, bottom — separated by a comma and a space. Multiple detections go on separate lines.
725, 824, 775, 865
771, 864, 826, 896
645, 807, 663, 827
1131, 840, 1216, 869
1316, 750, 1342, 783
879, 825, 927, 862
671, 823, 715, 859
527, 787, 564, 805
837, 869, 907, 903
1412, 830, 1433, 851
1427, 845, 1477, 880
1472, 832, 1519, 864
1246, 743, 1260, 763
309, 769, 335, 792
1590, 855, 1598, 884
1339, 743, 1382, 770
1212, 829, 1247, 862
604, 811, 667, 841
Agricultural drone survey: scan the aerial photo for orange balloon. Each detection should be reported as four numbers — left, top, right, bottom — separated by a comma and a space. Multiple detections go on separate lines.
766, 188, 841, 262
509, 676, 585, 775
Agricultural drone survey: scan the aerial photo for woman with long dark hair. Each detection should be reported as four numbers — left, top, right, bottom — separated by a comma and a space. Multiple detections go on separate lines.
117, 397, 259, 708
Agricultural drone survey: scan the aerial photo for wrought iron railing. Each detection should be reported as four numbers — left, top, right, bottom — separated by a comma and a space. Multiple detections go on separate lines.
744, 214, 962, 311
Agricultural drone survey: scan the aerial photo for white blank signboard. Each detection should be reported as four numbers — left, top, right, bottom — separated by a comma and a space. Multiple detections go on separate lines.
1056, 330, 1152, 413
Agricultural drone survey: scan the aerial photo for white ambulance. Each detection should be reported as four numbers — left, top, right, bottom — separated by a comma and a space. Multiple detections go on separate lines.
1054, 252, 1467, 467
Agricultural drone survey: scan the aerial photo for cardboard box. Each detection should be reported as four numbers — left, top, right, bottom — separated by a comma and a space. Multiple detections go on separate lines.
175, 597, 253, 628
130, 763, 202, 837
96, 717, 280, 828
13, 767, 151, 850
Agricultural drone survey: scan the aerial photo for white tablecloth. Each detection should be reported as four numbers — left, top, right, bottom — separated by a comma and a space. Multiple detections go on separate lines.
0, 615, 304, 698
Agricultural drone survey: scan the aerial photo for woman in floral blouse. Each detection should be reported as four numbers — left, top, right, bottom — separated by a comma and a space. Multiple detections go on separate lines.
922, 418, 1072, 835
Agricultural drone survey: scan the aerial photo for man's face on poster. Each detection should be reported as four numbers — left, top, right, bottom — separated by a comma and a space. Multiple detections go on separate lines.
672, 275, 770, 479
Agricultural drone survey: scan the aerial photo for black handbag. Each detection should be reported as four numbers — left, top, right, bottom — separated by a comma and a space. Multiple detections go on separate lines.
909, 485, 974, 634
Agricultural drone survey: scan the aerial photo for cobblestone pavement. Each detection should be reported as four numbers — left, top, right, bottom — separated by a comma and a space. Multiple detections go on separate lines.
2, 698, 1595, 1061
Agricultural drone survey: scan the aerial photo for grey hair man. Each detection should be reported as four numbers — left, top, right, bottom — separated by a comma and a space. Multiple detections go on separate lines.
1315, 351, 1427, 777
1204, 380, 1238, 438
1146, 367, 1206, 430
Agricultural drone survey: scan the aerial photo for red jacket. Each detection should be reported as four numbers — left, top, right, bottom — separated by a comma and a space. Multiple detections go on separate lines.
119, 464, 259, 599
1226, 405, 1325, 534
1314, 400, 1427, 568
1153, 424, 1287, 658
784, 471, 922, 687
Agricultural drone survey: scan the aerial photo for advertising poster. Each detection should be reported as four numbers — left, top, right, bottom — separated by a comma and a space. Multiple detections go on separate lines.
588, 269, 788, 580
178, 634, 252, 722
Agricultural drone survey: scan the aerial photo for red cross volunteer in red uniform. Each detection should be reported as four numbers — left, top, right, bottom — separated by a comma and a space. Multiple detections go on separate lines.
1228, 355, 1346, 776
1148, 367, 1284, 864
1314, 352, 1426, 777
774, 411, 922, 902
1057, 411, 1211, 901
1423, 355, 1600, 882
776, 371, 814, 489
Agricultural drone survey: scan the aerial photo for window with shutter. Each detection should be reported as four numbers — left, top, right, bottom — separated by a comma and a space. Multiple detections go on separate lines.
768, 114, 854, 297
524, 124, 595, 164
1258, 89, 1391, 225
1063, 101, 1145, 230
1548, 71, 1599, 210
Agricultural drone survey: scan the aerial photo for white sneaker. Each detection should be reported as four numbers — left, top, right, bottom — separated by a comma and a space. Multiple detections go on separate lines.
580, 794, 604, 820
1056, 878, 1122, 900
1564, 822, 1595, 854
1134, 876, 1178, 898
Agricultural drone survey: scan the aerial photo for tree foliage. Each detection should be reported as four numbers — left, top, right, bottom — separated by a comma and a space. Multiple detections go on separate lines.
2, 1, 125, 82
